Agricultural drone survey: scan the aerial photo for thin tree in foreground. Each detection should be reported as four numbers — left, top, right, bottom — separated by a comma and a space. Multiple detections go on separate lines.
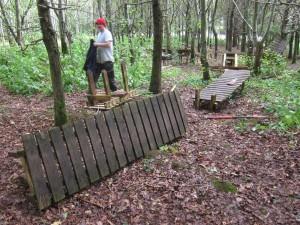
37, 0, 67, 126
149, 0, 163, 94
200, 0, 210, 80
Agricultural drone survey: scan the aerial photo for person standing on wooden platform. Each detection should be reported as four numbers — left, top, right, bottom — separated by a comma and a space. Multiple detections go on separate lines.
93, 17, 118, 92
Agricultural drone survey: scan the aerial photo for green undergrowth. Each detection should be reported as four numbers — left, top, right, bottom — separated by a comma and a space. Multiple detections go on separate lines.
241, 50, 300, 131
0, 35, 153, 95
180, 69, 220, 88
212, 179, 237, 193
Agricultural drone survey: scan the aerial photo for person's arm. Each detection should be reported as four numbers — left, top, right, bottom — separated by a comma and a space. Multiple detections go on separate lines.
94, 41, 111, 48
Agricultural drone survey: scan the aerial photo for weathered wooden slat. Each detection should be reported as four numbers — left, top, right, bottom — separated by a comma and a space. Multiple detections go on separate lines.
137, 100, 157, 150
169, 92, 185, 136
163, 92, 181, 138
150, 96, 169, 143
95, 113, 119, 173
85, 116, 110, 178
36, 132, 65, 202
49, 127, 79, 195
22, 134, 52, 210
104, 111, 127, 167
144, 98, 163, 147
157, 94, 175, 141
74, 120, 100, 183
113, 107, 136, 162
122, 103, 144, 158
174, 90, 188, 132
128, 101, 150, 155
63, 124, 89, 189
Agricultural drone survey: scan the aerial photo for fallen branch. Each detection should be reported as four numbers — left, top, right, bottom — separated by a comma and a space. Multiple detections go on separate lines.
204, 114, 269, 120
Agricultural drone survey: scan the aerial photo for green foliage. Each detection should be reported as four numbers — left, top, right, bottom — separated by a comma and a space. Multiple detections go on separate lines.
239, 50, 286, 78
212, 179, 237, 193
248, 70, 300, 131
114, 36, 152, 89
0, 37, 88, 95
0, 35, 154, 95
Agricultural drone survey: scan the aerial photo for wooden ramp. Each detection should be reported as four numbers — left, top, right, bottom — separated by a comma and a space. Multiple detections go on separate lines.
20, 91, 187, 210
268, 37, 287, 54
194, 69, 251, 110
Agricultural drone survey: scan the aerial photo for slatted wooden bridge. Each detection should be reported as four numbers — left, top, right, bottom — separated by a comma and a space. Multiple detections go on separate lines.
194, 69, 251, 110
20, 91, 187, 210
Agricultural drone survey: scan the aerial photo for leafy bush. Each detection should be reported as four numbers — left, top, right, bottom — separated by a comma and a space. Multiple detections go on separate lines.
0, 35, 154, 94
248, 70, 300, 131
239, 50, 286, 78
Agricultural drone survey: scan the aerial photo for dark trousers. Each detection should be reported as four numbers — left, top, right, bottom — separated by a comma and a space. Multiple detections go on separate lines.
94, 61, 118, 91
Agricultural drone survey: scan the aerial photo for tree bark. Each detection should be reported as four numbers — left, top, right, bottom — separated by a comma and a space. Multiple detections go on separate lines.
58, 0, 69, 55
292, 31, 299, 64
97, 0, 103, 17
149, 0, 163, 94
15, 0, 23, 47
212, 0, 218, 58
288, 32, 294, 59
226, 3, 234, 51
37, 0, 67, 126
200, 0, 209, 80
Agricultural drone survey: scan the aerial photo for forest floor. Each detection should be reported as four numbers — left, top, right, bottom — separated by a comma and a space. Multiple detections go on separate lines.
0, 61, 300, 225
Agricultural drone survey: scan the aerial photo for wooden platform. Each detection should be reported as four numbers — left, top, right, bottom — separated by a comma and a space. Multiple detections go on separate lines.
20, 91, 187, 210
195, 69, 251, 110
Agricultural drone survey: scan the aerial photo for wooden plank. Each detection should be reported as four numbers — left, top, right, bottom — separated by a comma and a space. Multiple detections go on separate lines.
157, 94, 175, 141
163, 92, 181, 138
104, 111, 128, 167
169, 92, 186, 136
174, 90, 188, 132
95, 113, 119, 173
63, 124, 90, 190
122, 103, 144, 158
85, 116, 110, 178
128, 101, 150, 155
121, 61, 129, 92
137, 100, 157, 150
113, 107, 136, 162
74, 120, 100, 183
143, 98, 163, 148
151, 96, 169, 144
49, 127, 79, 195
35, 132, 65, 202
22, 134, 52, 210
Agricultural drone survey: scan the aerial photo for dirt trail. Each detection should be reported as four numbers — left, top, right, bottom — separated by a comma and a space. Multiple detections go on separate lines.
0, 66, 299, 224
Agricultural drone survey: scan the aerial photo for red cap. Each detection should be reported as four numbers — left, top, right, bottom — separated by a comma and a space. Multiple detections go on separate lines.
95, 17, 107, 26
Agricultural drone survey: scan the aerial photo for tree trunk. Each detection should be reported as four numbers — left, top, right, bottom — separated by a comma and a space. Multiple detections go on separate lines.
226, 3, 234, 51
253, 41, 264, 75
280, 0, 292, 39
37, 0, 67, 126
200, 0, 209, 80
212, 0, 218, 58
185, 2, 191, 48
58, 0, 69, 55
97, 0, 103, 17
288, 32, 294, 59
292, 32, 299, 64
149, 0, 163, 94
15, 0, 23, 47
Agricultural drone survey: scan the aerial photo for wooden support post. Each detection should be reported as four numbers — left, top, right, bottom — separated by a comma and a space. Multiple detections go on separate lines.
210, 95, 216, 111
102, 70, 111, 95
120, 61, 129, 92
87, 70, 97, 96
194, 89, 200, 109
222, 53, 226, 67
234, 54, 238, 67
241, 82, 245, 93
